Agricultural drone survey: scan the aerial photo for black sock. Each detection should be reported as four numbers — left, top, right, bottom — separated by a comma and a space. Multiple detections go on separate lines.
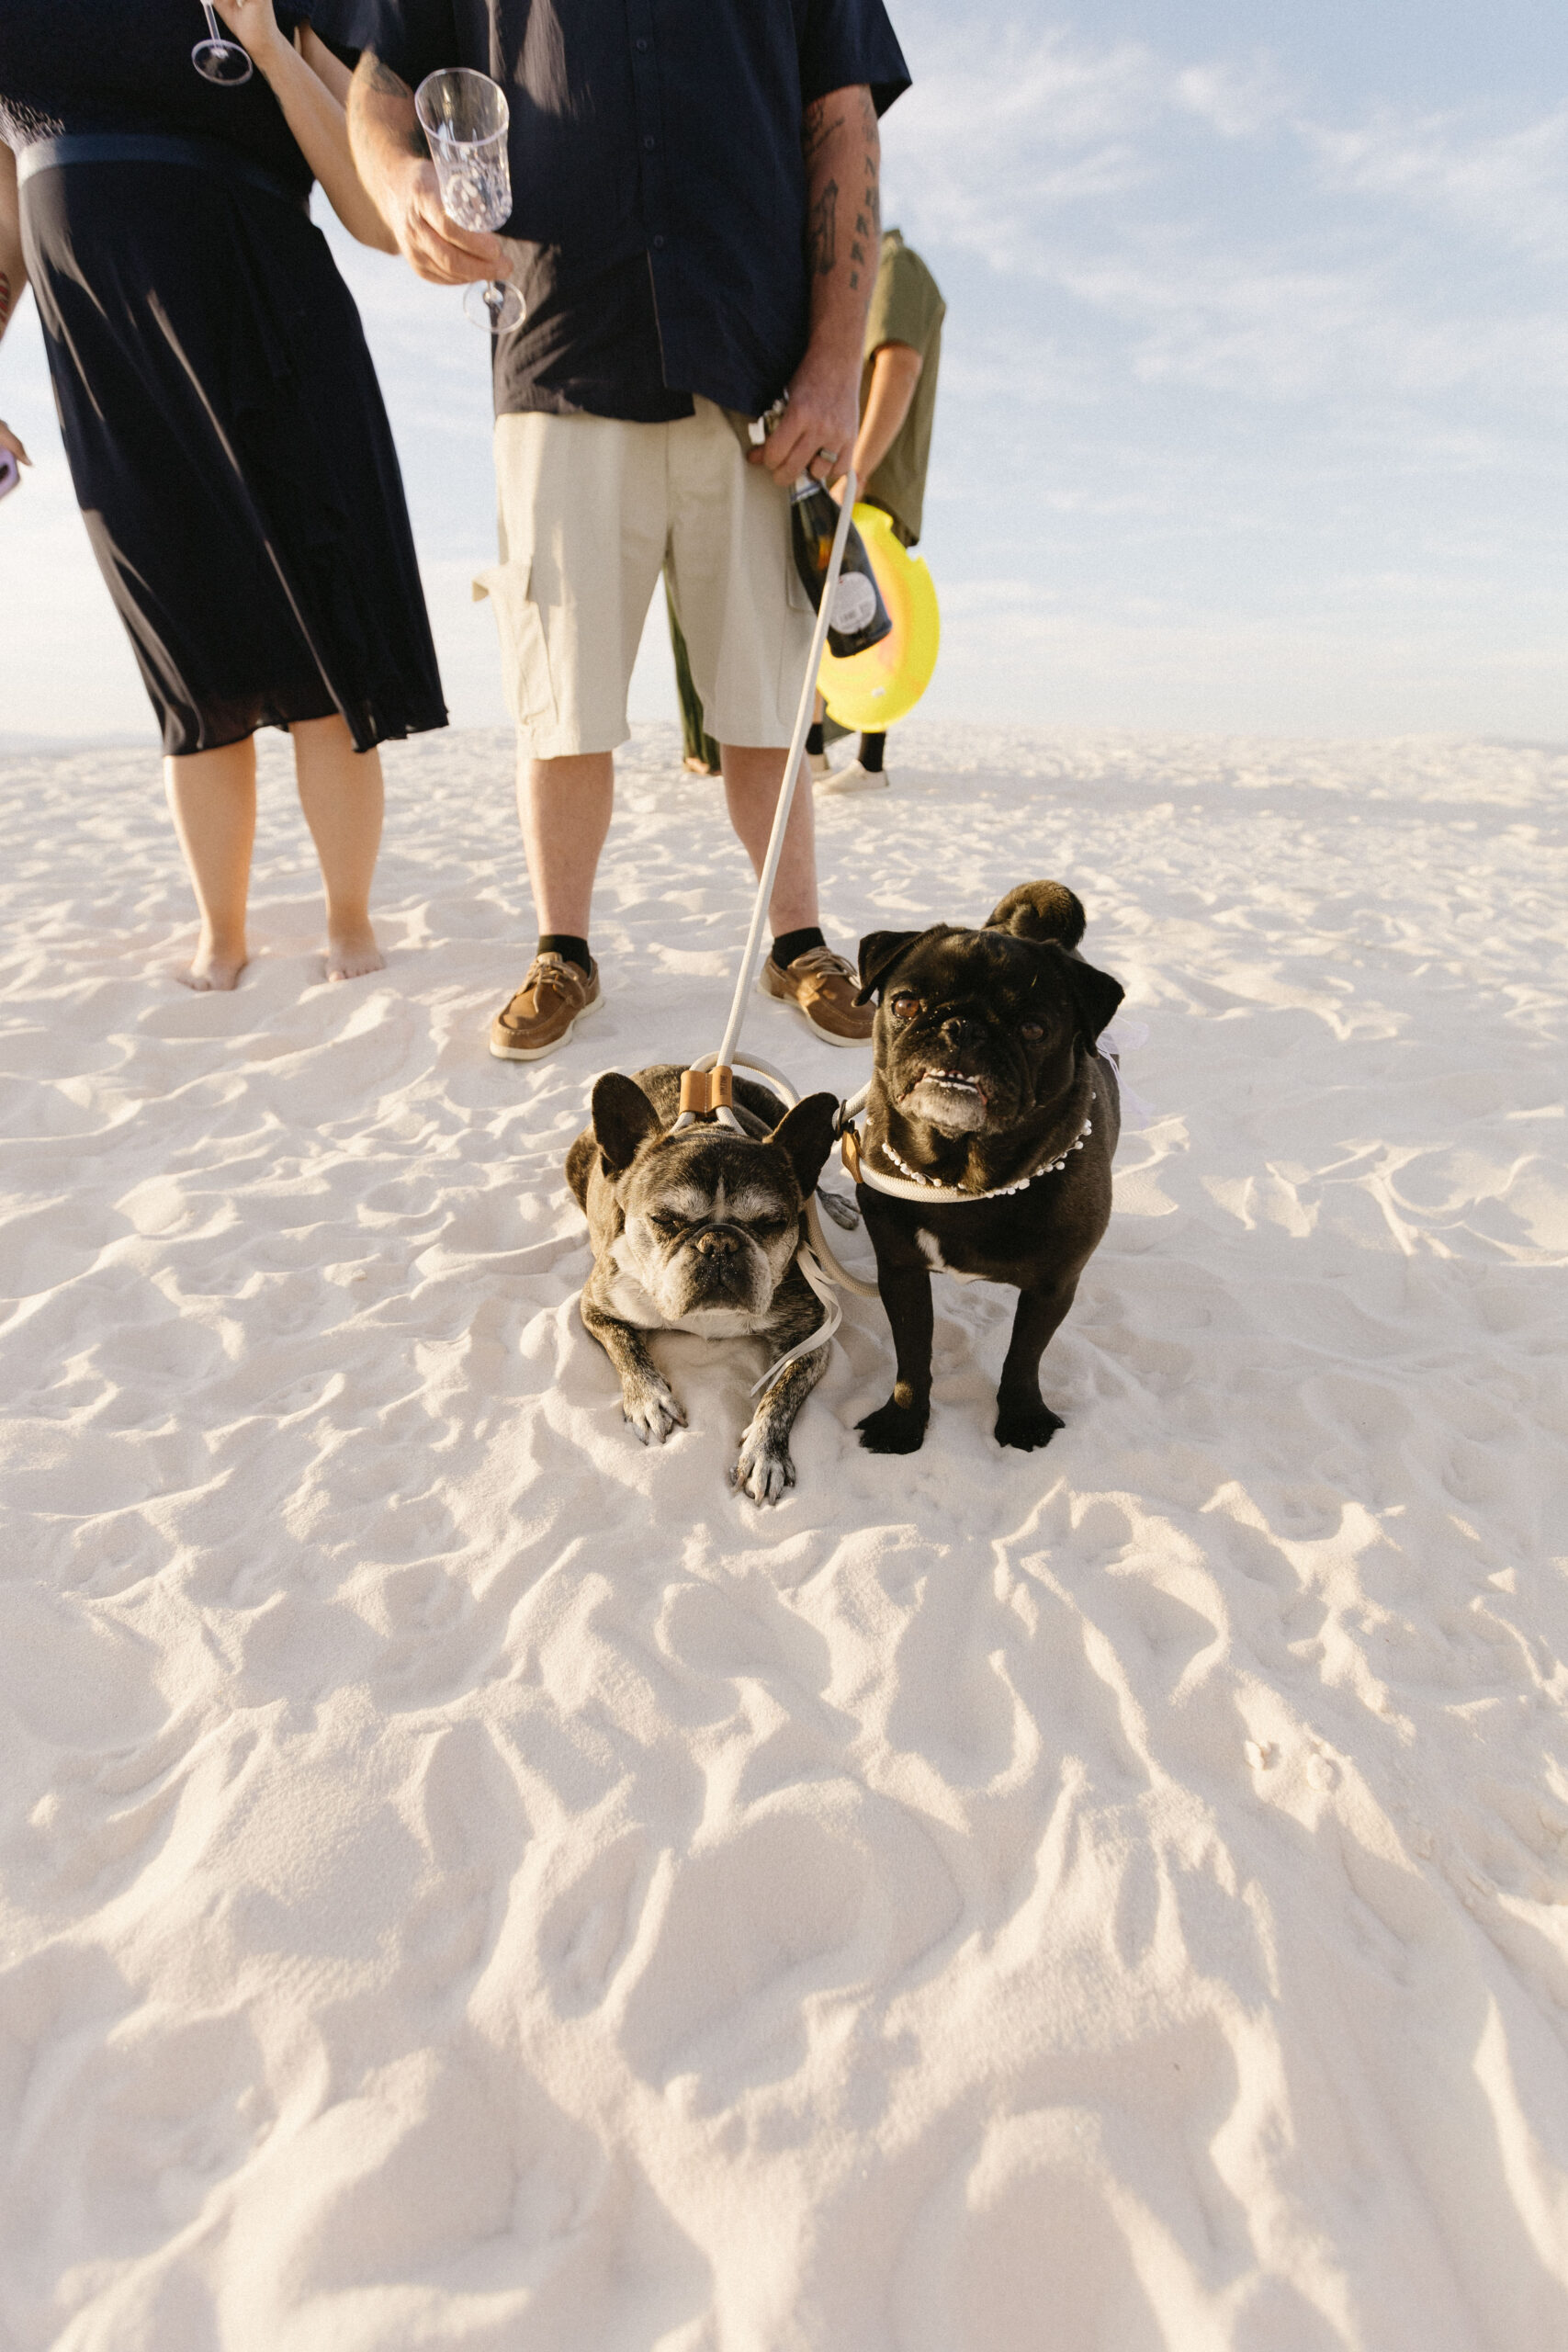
537, 933, 592, 977
858, 731, 886, 774
772, 923, 826, 971
806, 720, 825, 756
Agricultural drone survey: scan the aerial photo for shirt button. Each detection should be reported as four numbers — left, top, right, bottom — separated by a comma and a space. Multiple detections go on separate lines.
652, 233, 665, 249
635, 37, 649, 51
643, 134, 656, 150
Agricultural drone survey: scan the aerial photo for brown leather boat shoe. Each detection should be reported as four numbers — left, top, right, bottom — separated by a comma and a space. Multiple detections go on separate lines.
758, 944, 874, 1047
489, 953, 604, 1061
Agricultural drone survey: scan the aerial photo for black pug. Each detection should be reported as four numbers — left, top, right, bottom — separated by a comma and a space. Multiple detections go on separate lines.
849, 880, 1124, 1454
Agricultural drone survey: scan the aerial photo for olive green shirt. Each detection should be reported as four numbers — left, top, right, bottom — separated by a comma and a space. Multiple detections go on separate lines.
859, 229, 945, 547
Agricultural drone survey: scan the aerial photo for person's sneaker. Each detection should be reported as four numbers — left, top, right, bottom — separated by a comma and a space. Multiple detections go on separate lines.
489, 953, 604, 1061
758, 944, 874, 1046
818, 757, 889, 796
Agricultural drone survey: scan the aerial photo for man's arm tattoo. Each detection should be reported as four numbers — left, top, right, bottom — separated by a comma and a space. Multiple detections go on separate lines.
801, 96, 844, 164
364, 51, 412, 98
356, 51, 427, 155
801, 89, 878, 286
808, 180, 838, 277
853, 91, 880, 290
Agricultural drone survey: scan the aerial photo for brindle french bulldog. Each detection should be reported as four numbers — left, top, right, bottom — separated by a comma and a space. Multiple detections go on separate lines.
851, 881, 1124, 1455
567, 1066, 839, 1503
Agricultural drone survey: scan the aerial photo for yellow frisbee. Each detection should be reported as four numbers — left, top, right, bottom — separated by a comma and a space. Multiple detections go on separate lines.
818, 503, 941, 732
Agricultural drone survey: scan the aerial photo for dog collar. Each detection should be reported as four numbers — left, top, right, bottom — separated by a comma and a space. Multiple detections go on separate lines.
840, 1111, 1093, 1205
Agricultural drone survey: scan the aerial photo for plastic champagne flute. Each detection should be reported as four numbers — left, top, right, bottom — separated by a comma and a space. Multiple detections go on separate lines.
191, 0, 254, 84
414, 70, 525, 334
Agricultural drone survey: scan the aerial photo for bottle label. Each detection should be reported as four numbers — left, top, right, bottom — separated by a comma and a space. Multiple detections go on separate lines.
829, 572, 878, 634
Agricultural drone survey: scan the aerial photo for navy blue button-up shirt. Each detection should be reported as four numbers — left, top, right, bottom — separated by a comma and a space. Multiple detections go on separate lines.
323, 0, 909, 423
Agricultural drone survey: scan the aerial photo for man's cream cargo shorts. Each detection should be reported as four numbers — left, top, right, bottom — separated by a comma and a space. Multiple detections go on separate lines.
477, 396, 816, 759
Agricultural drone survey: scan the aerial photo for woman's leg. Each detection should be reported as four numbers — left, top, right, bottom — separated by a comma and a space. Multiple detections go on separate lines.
290, 716, 385, 980
164, 739, 257, 991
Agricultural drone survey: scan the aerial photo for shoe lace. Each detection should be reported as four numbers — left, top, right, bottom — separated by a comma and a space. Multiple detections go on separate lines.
793, 944, 855, 985
526, 952, 578, 1001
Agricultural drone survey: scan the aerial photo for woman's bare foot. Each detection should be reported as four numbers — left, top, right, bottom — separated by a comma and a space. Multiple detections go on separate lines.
178, 933, 247, 990
324, 926, 385, 982
293, 724, 386, 983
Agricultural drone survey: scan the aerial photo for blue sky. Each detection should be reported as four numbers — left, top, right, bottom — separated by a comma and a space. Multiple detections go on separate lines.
3, 0, 1564, 741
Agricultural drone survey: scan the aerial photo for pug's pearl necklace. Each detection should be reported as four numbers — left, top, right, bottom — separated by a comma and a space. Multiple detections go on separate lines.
878, 1114, 1093, 1198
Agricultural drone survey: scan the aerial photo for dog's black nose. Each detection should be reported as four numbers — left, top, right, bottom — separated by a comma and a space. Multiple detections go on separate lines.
694, 1227, 739, 1258
940, 1015, 980, 1053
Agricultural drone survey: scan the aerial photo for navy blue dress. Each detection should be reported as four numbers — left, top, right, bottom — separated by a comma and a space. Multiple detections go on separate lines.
1, 1, 446, 755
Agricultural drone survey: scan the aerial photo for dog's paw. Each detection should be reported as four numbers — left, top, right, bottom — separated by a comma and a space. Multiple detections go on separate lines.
624, 1381, 687, 1445
994, 1399, 1064, 1453
857, 1396, 929, 1454
731, 1422, 795, 1506
815, 1184, 861, 1232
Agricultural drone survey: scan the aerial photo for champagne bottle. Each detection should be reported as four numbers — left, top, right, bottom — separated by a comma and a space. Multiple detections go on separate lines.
788, 476, 893, 658
750, 395, 893, 659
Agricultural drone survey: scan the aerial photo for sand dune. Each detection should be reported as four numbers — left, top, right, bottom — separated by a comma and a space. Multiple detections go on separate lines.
2, 722, 1565, 2348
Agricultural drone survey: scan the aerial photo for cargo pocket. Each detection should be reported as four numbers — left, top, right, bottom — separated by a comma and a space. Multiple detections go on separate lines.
473, 560, 557, 727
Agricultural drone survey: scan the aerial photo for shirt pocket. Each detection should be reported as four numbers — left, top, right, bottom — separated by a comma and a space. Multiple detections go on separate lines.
474, 560, 557, 726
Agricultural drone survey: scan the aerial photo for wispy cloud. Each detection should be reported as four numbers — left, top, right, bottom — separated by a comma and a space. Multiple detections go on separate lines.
1172, 58, 1292, 142
883, 15, 1568, 409
869, 5, 1566, 731
1305, 106, 1568, 259
1056, 248, 1568, 401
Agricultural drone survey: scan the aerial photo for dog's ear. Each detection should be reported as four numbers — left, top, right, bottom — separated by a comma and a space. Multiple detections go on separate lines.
856, 926, 938, 1004
1034, 941, 1124, 1046
591, 1072, 662, 1177
986, 879, 1086, 952
768, 1092, 839, 1197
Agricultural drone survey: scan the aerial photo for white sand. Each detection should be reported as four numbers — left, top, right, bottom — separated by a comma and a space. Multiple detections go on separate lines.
2, 721, 1565, 2349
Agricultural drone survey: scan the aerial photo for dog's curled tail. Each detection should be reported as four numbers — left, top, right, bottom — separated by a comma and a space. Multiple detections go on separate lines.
984, 879, 1087, 951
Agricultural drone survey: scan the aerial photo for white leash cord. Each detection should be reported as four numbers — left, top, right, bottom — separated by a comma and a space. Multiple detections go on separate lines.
675, 466, 859, 1130
750, 1239, 843, 1395
671, 469, 882, 1391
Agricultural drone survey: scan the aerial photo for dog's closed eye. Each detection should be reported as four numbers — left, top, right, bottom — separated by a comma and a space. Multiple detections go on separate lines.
1020, 1021, 1043, 1040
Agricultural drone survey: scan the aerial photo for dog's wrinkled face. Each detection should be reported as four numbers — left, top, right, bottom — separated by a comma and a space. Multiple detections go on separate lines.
616, 1132, 804, 1322
863, 928, 1119, 1135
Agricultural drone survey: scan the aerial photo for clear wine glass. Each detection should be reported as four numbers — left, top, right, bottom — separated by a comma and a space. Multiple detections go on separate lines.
414, 70, 525, 334
191, 0, 254, 84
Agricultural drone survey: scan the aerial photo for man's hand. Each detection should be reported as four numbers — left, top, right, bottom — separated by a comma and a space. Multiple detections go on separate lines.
753, 352, 860, 490
380, 155, 510, 286
751, 85, 880, 489
347, 53, 511, 288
